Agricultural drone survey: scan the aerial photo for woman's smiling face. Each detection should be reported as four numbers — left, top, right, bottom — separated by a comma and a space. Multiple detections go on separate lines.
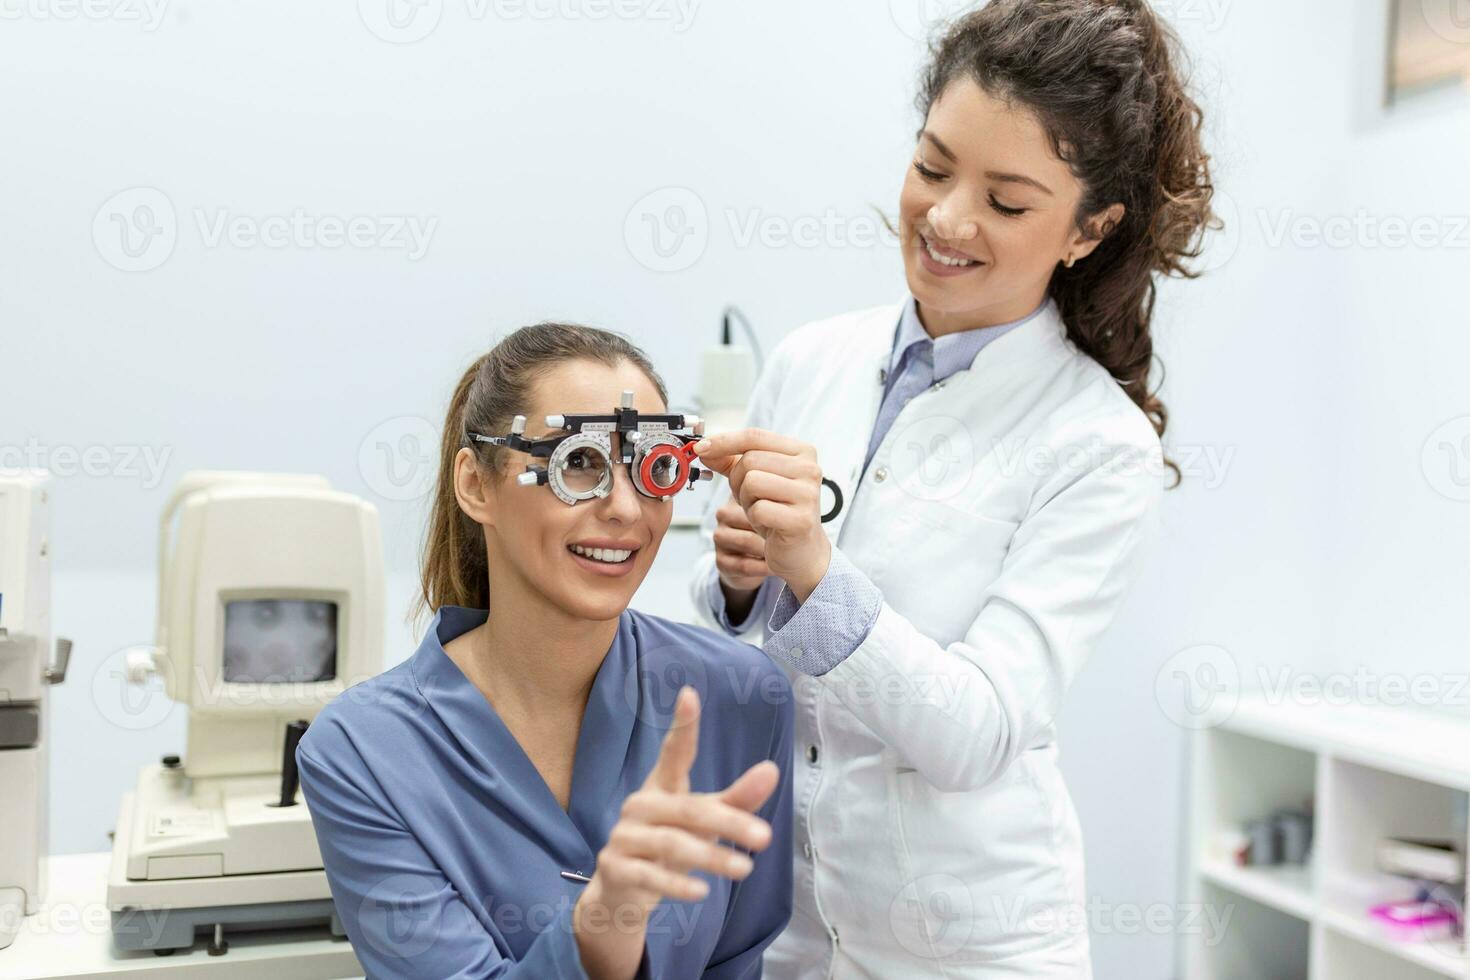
455, 357, 674, 624
900, 77, 1117, 332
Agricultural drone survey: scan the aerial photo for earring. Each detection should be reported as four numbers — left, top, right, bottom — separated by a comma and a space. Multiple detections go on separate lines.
1064, 254, 1076, 269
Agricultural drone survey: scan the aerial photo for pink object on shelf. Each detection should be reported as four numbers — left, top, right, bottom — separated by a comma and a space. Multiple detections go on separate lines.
1367, 900, 1462, 942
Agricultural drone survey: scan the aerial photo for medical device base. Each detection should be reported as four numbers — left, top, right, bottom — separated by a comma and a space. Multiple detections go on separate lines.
106, 770, 343, 954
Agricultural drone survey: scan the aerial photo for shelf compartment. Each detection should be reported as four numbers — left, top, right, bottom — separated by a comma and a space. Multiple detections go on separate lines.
1197, 729, 1317, 847
1317, 918, 1467, 980
1318, 756, 1467, 971
1199, 856, 1315, 920
1195, 882, 1310, 980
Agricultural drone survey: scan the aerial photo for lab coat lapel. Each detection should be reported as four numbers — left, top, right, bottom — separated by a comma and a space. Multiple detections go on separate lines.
956, 297, 1070, 380
819, 298, 1069, 546
823, 301, 904, 548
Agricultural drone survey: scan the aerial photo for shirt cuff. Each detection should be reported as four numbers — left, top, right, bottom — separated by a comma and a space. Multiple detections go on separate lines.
705, 563, 779, 635
763, 545, 882, 676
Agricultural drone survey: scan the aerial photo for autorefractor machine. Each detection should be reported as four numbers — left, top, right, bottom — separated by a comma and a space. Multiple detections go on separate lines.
0, 471, 72, 951
105, 471, 383, 955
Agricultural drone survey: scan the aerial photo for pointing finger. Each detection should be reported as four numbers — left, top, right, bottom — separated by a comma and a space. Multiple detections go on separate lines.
646, 686, 700, 793
719, 760, 780, 816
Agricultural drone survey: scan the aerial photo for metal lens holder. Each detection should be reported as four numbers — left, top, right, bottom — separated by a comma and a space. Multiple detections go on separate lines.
477, 390, 711, 507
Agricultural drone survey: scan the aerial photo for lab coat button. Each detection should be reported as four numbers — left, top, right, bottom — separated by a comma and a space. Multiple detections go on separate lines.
807, 744, 819, 764
802, 842, 812, 859
874, 467, 888, 483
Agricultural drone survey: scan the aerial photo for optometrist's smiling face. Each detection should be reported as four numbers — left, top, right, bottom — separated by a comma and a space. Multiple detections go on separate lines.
899, 77, 1123, 334
463, 358, 674, 625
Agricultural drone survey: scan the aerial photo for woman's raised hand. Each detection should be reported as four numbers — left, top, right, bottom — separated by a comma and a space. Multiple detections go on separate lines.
573, 686, 779, 979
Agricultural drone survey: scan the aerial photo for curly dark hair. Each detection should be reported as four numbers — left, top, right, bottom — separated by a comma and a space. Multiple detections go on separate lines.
919, 0, 1218, 484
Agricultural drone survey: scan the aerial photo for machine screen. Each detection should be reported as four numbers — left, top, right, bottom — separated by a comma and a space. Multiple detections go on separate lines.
222, 599, 338, 684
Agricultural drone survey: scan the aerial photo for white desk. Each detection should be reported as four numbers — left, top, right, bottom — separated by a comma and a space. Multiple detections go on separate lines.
0, 854, 363, 980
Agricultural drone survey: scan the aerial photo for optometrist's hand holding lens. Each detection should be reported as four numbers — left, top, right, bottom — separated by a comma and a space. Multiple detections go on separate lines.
467, 390, 715, 506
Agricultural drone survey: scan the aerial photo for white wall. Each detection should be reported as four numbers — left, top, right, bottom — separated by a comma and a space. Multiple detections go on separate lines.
1061, 2, 1470, 976
6, 1, 1467, 977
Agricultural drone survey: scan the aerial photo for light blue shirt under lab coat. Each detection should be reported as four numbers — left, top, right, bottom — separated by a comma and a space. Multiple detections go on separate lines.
297, 605, 794, 979
704, 294, 1046, 673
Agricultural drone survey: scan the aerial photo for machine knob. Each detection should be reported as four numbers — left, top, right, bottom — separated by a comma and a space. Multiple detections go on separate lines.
272, 719, 310, 808
44, 637, 72, 684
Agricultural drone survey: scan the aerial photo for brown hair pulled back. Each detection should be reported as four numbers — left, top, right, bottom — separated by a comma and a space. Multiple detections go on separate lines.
414, 323, 667, 623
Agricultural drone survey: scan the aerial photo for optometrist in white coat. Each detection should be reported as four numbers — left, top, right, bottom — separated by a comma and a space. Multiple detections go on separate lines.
687, 3, 1216, 976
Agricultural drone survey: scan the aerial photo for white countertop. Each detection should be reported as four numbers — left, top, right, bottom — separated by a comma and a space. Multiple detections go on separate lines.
0, 853, 362, 980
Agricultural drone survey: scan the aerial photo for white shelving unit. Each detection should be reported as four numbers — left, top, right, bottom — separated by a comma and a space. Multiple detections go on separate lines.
1186, 696, 1470, 979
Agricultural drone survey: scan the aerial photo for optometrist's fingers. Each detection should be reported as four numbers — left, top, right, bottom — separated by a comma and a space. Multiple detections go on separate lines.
727, 449, 822, 489
745, 498, 821, 536
714, 553, 769, 594
715, 499, 758, 534
592, 850, 710, 903
711, 444, 820, 502
619, 790, 774, 853
714, 551, 769, 593
606, 823, 756, 881
735, 472, 820, 518
694, 429, 813, 471
713, 500, 769, 590
644, 686, 700, 794
693, 433, 812, 497
712, 523, 766, 559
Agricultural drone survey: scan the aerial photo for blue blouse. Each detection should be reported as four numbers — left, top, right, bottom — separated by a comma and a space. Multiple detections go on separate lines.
297, 605, 794, 979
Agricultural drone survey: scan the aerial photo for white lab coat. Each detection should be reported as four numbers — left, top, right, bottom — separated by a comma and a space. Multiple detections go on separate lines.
689, 298, 1165, 979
